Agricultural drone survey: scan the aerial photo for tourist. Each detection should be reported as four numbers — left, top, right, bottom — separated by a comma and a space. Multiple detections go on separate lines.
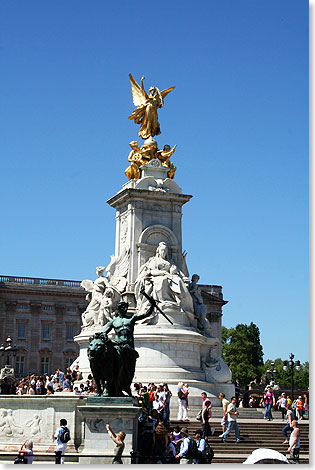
162, 383, 172, 425
201, 392, 208, 408
53, 369, 65, 385
201, 400, 212, 439
278, 392, 287, 420
177, 382, 188, 421
139, 386, 151, 411
152, 421, 168, 463
263, 386, 275, 421
152, 384, 165, 420
106, 423, 126, 464
62, 375, 72, 391
282, 403, 294, 444
138, 408, 155, 460
18, 440, 34, 464
194, 429, 207, 464
296, 396, 304, 420
71, 364, 82, 382
183, 384, 190, 411
175, 427, 193, 464
221, 396, 241, 443
171, 425, 182, 454
54, 418, 70, 464
219, 392, 230, 436
164, 436, 176, 464
287, 420, 300, 464
242, 386, 250, 408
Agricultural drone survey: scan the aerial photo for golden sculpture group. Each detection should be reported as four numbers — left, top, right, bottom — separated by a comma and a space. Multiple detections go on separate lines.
125, 74, 177, 180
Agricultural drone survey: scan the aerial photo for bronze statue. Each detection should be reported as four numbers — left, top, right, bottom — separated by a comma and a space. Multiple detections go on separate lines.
88, 288, 157, 397
128, 74, 175, 139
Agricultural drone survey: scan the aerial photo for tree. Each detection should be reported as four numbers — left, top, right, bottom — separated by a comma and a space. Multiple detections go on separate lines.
222, 322, 264, 386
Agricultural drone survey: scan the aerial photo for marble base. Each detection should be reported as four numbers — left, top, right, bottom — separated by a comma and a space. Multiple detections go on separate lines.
77, 397, 141, 464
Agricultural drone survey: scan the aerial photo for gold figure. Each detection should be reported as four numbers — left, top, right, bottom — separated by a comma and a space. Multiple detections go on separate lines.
125, 141, 142, 180
128, 74, 175, 139
156, 144, 177, 179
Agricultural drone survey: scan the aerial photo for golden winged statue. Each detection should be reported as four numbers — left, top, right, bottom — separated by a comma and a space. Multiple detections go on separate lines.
128, 74, 175, 139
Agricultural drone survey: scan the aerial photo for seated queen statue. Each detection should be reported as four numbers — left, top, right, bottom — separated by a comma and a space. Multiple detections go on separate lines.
134, 242, 194, 324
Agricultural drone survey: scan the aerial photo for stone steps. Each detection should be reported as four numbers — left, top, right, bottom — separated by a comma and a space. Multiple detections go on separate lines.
170, 419, 309, 464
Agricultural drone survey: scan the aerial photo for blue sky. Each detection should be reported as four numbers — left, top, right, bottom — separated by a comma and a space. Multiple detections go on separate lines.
1, 0, 308, 363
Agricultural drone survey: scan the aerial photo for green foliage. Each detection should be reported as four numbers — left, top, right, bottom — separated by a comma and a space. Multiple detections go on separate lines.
263, 358, 309, 390
222, 322, 264, 386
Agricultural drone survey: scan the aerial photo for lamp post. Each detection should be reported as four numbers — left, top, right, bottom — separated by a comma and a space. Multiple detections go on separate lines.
266, 361, 278, 386
283, 353, 300, 400
0, 336, 17, 377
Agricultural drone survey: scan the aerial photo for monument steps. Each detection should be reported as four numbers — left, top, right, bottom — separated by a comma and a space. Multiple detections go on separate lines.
170, 418, 309, 464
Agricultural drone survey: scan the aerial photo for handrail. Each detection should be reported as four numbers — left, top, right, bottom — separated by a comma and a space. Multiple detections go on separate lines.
0, 275, 82, 288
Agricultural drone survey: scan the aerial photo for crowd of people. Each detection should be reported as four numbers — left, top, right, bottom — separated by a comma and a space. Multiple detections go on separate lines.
0, 365, 99, 396
3, 370, 307, 465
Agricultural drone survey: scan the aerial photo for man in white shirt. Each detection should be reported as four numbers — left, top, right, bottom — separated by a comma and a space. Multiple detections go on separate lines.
287, 420, 300, 464
221, 396, 241, 443
54, 418, 70, 464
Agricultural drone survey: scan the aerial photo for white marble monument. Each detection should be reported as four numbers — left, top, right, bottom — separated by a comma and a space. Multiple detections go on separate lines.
74, 156, 234, 405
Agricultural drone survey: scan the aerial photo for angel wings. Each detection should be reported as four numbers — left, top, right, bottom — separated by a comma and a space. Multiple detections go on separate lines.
128, 73, 175, 140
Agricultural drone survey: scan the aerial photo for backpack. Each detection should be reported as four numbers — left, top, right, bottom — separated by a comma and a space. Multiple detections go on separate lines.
186, 438, 199, 460
205, 442, 215, 463
59, 426, 71, 443
14, 453, 26, 464
196, 409, 202, 421
178, 388, 185, 399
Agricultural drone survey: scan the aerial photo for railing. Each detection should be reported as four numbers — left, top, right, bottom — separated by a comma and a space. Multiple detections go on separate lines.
0, 276, 81, 288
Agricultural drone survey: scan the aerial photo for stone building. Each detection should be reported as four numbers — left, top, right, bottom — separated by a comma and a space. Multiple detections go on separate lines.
0, 275, 226, 378
0, 275, 87, 377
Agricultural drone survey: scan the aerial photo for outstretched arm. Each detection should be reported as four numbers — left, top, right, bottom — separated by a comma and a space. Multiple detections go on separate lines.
133, 301, 155, 322
106, 424, 123, 446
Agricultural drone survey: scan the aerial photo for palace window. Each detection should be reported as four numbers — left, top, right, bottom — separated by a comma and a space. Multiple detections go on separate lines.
66, 324, 75, 341
17, 322, 26, 339
67, 307, 76, 313
65, 357, 75, 370
42, 323, 51, 340
17, 305, 28, 310
15, 356, 25, 375
40, 357, 49, 375
43, 306, 53, 311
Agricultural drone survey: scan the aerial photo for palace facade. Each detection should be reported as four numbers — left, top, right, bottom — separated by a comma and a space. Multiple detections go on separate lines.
0, 275, 226, 377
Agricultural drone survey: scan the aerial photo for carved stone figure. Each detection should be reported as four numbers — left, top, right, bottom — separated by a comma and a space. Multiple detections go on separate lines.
188, 274, 212, 336
26, 414, 42, 436
81, 267, 108, 329
0, 409, 24, 436
128, 74, 175, 139
88, 292, 155, 397
80, 249, 130, 329
135, 242, 194, 324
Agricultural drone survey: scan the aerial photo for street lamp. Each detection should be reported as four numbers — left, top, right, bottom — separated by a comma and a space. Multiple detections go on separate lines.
1, 336, 17, 367
283, 353, 301, 401
266, 361, 278, 385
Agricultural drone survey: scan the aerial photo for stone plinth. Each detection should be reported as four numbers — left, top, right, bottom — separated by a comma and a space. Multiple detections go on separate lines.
77, 397, 141, 464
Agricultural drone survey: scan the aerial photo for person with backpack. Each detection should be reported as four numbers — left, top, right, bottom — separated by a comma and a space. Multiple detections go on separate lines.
175, 427, 196, 464
193, 429, 207, 464
177, 382, 189, 421
54, 418, 70, 464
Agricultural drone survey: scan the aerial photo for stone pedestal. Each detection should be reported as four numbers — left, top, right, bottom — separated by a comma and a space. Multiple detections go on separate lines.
77, 397, 141, 464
